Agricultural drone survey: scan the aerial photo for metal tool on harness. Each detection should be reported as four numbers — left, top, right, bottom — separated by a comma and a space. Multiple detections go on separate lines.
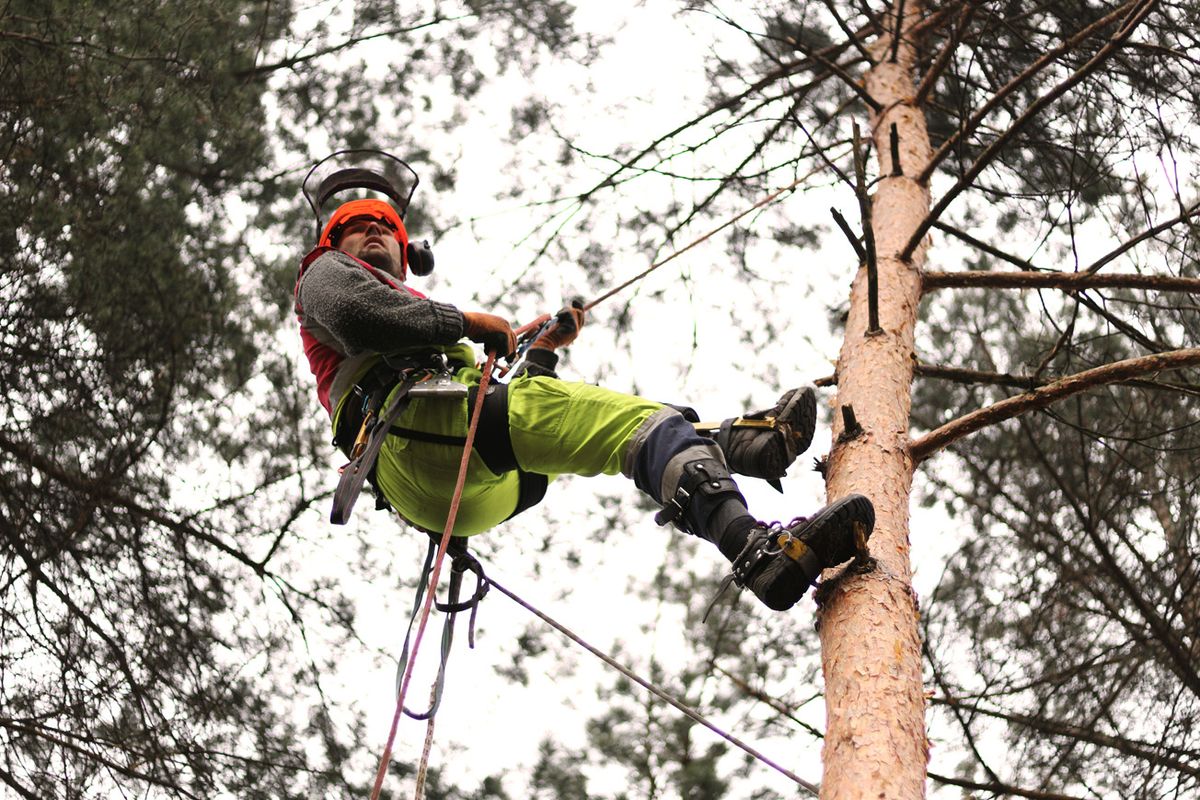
406, 371, 470, 399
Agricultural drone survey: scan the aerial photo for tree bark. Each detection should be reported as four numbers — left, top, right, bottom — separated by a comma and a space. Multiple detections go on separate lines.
817, 3, 930, 798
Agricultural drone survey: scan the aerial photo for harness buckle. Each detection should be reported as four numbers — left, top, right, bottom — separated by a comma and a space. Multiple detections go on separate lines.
654, 486, 691, 526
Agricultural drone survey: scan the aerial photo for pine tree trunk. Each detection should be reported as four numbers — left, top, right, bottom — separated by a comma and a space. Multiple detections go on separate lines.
817, 3, 932, 797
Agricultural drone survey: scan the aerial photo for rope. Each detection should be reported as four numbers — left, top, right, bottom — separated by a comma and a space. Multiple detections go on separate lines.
413, 685, 438, 800
365, 174, 816, 796
368, 353, 498, 800
488, 575, 820, 796
582, 173, 810, 312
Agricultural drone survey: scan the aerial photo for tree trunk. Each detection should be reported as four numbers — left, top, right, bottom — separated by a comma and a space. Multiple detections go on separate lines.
817, 3, 931, 797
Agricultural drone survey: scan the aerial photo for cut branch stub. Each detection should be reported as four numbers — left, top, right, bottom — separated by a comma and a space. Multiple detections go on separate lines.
852, 122, 883, 335
838, 404, 865, 442
890, 122, 902, 176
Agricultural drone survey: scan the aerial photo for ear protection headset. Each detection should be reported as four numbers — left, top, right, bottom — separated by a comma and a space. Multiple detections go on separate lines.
303, 151, 436, 280
318, 198, 435, 280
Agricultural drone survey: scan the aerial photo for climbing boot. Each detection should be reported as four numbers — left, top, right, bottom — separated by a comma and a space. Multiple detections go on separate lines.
715, 387, 817, 483
726, 494, 874, 611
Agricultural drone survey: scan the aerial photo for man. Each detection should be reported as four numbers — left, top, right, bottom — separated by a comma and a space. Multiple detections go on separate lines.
294, 197, 874, 611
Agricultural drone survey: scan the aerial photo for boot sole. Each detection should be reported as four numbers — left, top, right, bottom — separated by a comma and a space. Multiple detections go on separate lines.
787, 494, 874, 567
743, 494, 874, 612
785, 386, 818, 454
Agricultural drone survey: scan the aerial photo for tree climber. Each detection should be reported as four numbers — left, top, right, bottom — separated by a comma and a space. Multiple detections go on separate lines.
294, 195, 875, 612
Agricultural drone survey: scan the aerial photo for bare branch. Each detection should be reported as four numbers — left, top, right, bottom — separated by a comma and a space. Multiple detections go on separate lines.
923, 270, 1200, 294
932, 696, 1200, 779
1086, 198, 1200, 274
932, 220, 1042, 271
913, 361, 1200, 397
910, 348, 1200, 463
927, 771, 1088, 800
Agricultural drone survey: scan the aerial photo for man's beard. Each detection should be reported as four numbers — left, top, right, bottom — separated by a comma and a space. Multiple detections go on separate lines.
359, 248, 400, 278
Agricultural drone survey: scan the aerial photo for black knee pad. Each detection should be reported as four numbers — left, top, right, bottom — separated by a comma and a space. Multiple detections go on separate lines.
654, 457, 746, 538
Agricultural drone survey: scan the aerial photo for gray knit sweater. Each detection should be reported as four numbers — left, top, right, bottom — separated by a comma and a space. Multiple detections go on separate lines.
296, 249, 464, 354
297, 249, 561, 379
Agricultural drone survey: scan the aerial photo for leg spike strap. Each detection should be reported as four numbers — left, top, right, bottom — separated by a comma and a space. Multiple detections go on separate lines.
654, 457, 744, 539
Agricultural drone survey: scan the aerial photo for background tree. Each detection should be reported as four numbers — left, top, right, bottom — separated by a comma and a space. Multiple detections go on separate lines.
5, 0, 1199, 797
478, 0, 1199, 797
0, 0, 578, 797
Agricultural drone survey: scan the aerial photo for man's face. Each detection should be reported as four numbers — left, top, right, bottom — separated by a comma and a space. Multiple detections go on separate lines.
338, 216, 404, 278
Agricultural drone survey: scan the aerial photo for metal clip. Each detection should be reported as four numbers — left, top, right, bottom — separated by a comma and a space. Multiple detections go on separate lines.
349, 409, 376, 460
653, 487, 690, 526
407, 372, 470, 399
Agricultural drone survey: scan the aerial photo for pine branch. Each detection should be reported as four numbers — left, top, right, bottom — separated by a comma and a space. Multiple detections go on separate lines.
909, 348, 1200, 463
234, 16, 464, 78
931, 696, 1200, 779
913, 5, 977, 107
926, 772, 1087, 800
903, 0, 1159, 259
917, 0, 1145, 181
923, 270, 1200, 294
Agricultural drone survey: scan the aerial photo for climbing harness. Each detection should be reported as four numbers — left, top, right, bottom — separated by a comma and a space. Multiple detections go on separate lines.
330, 354, 467, 524
329, 353, 551, 527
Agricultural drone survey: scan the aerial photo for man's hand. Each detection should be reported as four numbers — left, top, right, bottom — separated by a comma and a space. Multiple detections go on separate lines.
462, 311, 517, 357
531, 301, 586, 352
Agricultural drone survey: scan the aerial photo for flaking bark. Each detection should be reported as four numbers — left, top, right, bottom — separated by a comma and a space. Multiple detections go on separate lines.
817, 3, 931, 798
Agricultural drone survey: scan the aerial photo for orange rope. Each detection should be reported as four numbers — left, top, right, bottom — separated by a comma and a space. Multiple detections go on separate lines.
368, 352, 497, 800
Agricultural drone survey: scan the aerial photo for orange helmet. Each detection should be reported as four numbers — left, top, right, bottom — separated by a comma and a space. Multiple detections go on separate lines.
319, 198, 409, 250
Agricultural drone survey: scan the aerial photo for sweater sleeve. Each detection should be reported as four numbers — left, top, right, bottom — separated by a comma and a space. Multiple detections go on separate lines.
297, 250, 465, 354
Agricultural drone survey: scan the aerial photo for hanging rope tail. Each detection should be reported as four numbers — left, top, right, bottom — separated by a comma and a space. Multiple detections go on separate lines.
368, 352, 498, 800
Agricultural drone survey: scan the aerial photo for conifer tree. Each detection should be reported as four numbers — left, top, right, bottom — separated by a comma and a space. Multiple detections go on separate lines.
506, 1, 1199, 796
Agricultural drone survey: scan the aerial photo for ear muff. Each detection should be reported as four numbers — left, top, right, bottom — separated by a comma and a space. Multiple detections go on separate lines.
406, 240, 435, 276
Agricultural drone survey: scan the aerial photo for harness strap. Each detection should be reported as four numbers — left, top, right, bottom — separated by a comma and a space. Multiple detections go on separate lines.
331, 377, 417, 525
388, 382, 549, 521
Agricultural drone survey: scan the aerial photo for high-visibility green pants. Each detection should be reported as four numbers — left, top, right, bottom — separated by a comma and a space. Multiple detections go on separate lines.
364, 367, 664, 534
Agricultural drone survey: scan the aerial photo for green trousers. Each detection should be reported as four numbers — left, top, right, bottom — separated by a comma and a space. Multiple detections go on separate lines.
359, 367, 663, 535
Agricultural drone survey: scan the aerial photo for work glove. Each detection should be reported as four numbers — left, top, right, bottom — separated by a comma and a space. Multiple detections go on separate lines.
531, 301, 585, 352
462, 311, 517, 357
